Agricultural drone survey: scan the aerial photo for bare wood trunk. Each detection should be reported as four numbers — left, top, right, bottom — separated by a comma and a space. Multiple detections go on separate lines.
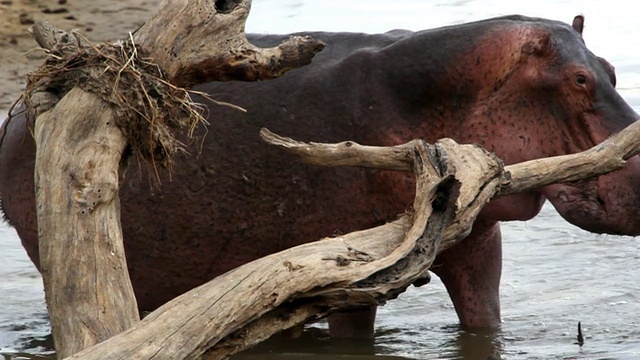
60, 116, 640, 359
28, 0, 324, 358
134, 0, 325, 87
65, 138, 476, 360
58, 134, 506, 360
34, 88, 139, 358
499, 119, 640, 195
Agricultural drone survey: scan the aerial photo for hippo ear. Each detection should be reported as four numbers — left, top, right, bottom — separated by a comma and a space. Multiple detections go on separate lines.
572, 15, 584, 36
522, 32, 552, 56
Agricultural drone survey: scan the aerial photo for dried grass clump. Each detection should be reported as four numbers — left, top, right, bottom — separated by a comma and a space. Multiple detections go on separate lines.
24, 32, 213, 171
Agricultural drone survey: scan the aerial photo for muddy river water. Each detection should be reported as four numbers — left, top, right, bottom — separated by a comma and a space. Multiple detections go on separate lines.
1, 0, 639, 359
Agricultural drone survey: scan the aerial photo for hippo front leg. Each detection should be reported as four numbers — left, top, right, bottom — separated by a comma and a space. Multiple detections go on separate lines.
431, 221, 502, 329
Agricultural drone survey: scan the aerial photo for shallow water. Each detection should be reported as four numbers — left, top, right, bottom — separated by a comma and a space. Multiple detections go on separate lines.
2, 0, 640, 359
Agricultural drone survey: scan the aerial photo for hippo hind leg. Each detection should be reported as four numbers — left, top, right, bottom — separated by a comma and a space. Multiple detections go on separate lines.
327, 306, 377, 339
325, 221, 502, 337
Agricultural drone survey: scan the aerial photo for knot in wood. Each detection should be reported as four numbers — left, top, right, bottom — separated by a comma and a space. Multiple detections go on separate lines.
74, 183, 115, 215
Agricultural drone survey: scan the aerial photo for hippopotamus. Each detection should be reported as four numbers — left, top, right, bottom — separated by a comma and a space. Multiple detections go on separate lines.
1, 15, 639, 339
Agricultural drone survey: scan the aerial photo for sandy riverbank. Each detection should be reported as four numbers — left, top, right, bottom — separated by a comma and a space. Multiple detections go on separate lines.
0, 0, 160, 112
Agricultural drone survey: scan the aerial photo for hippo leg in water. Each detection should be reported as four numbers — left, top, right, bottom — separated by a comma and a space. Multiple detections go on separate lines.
1, 15, 639, 339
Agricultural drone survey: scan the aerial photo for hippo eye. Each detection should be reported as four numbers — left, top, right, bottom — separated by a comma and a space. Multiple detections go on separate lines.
575, 74, 587, 85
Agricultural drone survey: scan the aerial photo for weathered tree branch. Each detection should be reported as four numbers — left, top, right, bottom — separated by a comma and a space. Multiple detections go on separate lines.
58, 134, 508, 360
260, 118, 640, 198
29, 20, 80, 54
50, 117, 640, 359
499, 119, 640, 195
260, 128, 417, 171
28, 0, 324, 358
133, 0, 325, 87
65, 137, 491, 360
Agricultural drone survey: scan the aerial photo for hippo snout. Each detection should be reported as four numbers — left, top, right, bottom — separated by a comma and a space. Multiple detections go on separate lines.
543, 156, 640, 236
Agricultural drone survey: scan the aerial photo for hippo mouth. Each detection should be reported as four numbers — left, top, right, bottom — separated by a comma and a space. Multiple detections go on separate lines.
544, 180, 609, 232
543, 170, 640, 236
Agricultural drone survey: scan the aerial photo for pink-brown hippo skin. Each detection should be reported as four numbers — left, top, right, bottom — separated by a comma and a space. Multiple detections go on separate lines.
1, 15, 639, 338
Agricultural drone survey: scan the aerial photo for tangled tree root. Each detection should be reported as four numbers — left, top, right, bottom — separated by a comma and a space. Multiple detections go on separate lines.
23, 30, 229, 171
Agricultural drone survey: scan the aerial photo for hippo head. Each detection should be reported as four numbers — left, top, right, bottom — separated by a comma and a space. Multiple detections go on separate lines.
435, 15, 640, 235
535, 16, 640, 235
480, 16, 640, 235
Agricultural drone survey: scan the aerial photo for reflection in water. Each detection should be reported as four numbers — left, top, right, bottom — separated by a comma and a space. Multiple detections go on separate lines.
235, 324, 504, 360
442, 327, 503, 360
235, 327, 384, 358
1, 334, 54, 360
1, 323, 503, 360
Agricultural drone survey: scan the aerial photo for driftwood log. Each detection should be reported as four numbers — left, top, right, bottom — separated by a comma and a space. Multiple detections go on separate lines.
60, 119, 640, 360
27, 0, 324, 358
62, 137, 498, 360
24, 0, 640, 358
265, 119, 640, 197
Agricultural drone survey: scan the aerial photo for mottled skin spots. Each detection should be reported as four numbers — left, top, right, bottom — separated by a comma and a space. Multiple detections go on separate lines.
1, 15, 640, 339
